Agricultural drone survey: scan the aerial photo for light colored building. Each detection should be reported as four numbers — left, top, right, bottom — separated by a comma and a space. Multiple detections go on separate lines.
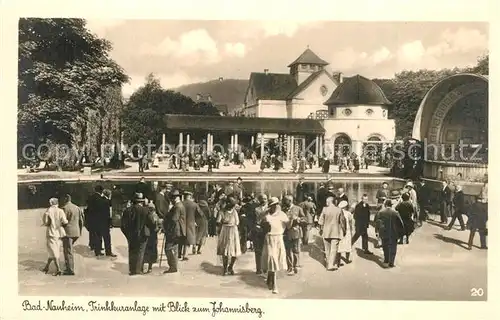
242, 47, 396, 157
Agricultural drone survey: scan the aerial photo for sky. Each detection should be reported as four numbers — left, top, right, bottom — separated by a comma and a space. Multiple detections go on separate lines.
85, 20, 489, 97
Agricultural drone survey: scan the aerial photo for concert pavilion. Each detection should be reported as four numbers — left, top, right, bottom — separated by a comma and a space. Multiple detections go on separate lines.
412, 73, 488, 180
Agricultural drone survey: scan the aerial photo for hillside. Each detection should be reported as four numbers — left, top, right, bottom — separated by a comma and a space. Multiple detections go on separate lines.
173, 79, 249, 114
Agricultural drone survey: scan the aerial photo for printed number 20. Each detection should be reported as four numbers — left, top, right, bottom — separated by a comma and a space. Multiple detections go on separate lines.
470, 288, 484, 297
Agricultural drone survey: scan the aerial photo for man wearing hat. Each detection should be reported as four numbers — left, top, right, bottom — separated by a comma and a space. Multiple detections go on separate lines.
299, 194, 316, 245
238, 196, 254, 254
120, 193, 156, 275
295, 176, 307, 204
316, 182, 327, 214
374, 200, 404, 268
250, 194, 268, 274
445, 185, 466, 231
318, 196, 345, 271
182, 190, 200, 258
352, 194, 373, 255
438, 180, 453, 224
282, 195, 306, 274
162, 190, 185, 273
405, 181, 418, 219
376, 182, 390, 209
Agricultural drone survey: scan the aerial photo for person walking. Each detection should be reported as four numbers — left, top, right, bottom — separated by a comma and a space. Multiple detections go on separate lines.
143, 200, 161, 273
375, 200, 404, 268
395, 193, 415, 244
250, 194, 268, 274
97, 189, 117, 257
467, 196, 488, 250
445, 185, 466, 231
60, 194, 84, 276
338, 200, 353, 264
162, 190, 184, 273
216, 196, 241, 276
85, 185, 104, 252
282, 195, 306, 275
120, 193, 155, 276
183, 191, 201, 257
318, 197, 346, 271
195, 199, 210, 254
439, 181, 453, 224
42, 198, 68, 276
295, 176, 307, 204
351, 194, 373, 254
261, 197, 288, 294
299, 195, 316, 245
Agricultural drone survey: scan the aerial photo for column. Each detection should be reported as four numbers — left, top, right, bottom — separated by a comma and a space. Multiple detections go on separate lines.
260, 133, 265, 158
315, 135, 319, 156
206, 133, 211, 154
230, 134, 235, 152
179, 132, 184, 154
286, 135, 291, 161
234, 133, 239, 153
186, 134, 191, 154
290, 136, 295, 159
210, 134, 214, 153
162, 133, 166, 155
319, 135, 324, 157
251, 135, 255, 147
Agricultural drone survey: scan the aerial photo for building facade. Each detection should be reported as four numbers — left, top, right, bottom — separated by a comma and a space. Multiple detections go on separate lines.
242, 48, 396, 157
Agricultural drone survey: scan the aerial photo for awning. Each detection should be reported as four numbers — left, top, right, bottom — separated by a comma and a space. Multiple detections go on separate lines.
164, 114, 325, 135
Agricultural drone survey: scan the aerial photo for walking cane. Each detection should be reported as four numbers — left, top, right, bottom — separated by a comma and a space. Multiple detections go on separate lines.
159, 232, 166, 268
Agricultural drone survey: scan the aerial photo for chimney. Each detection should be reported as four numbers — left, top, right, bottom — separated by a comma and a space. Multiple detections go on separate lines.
264, 69, 269, 75
196, 93, 201, 101
338, 72, 344, 83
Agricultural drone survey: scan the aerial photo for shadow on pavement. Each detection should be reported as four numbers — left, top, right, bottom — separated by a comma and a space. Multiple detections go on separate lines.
200, 261, 222, 275
433, 234, 469, 250
238, 270, 268, 290
305, 235, 325, 267
355, 248, 384, 268
74, 244, 96, 258
19, 259, 45, 272
111, 261, 130, 275
427, 220, 447, 229
114, 245, 128, 258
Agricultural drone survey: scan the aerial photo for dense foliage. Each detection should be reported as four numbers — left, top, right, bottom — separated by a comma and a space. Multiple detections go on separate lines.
121, 73, 221, 148
18, 18, 128, 165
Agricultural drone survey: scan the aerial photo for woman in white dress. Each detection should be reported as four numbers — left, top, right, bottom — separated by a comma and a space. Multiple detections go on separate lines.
338, 200, 353, 264
42, 198, 68, 276
216, 197, 241, 275
261, 197, 288, 294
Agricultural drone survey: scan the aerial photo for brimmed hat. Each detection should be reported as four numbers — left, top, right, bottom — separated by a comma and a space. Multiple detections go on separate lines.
406, 181, 414, 188
170, 190, 181, 197
327, 184, 335, 190
390, 190, 401, 198
183, 190, 193, 196
133, 192, 145, 202
338, 200, 348, 209
268, 197, 280, 206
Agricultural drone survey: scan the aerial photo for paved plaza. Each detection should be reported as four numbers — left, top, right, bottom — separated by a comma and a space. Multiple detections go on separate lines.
17, 161, 391, 181
19, 209, 486, 300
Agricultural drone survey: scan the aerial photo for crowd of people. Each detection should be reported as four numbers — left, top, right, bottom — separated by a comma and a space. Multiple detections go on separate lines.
40, 174, 488, 294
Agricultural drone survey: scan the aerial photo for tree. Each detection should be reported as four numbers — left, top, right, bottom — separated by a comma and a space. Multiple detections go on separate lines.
466, 53, 488, 75
18, 18, 128, 165
122, 73, 220, 149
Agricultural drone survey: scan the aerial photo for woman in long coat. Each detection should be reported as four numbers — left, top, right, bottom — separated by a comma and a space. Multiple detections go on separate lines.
42, 198, 68, 276
195, 200, 210, 254
337, 201, 353, 264
216, 197, 241, 275
143, 201, 160, 273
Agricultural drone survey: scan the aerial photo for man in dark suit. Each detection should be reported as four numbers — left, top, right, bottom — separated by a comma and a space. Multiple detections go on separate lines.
162, 190, 185, 273
375, 200, 404, 268
85, 185, 106, 255
183, 191, 202, 257
135, 177, 151, 201
120, 193, 155, 275
295, 176, 307, 204
94, 189, 116, 257
316, 182, 327, 212
446, 185, 466, 231
351, 194, 373, 254
439, 180, 453, 224
416, 179, 431, 223
336, 187, 348, 206
154, 183, 170, 219
61, 194, 84, 275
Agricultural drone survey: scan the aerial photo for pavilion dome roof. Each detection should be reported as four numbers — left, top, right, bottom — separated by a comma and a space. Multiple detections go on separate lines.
324, 75, 392, 106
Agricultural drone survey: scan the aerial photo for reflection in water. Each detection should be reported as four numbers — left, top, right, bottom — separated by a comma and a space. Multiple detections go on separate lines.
18, 179, 405, 209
